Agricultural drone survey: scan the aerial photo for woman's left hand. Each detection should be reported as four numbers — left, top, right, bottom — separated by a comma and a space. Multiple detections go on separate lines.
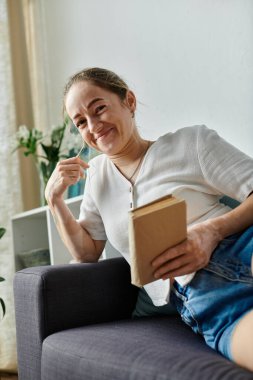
151, 221, 223, 281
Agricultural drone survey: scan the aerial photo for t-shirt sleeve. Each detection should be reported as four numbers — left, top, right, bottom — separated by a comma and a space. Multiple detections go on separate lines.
78, 171, 107, 241
197, 126, 253, 202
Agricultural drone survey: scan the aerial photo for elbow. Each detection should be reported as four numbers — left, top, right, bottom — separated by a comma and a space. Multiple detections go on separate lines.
71, 251, 100, 264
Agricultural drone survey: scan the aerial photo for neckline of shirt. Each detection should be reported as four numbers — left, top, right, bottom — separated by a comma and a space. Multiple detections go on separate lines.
107, 139, 158, 186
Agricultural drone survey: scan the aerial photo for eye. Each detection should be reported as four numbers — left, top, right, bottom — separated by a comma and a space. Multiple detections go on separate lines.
95, 105, 106, 114
76, 119, 87, 129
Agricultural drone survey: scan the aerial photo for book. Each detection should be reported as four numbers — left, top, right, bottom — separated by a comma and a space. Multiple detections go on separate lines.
129, 194, 187, 287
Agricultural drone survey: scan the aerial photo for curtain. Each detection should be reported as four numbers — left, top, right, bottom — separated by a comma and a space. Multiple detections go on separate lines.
7, 0, 50, 210
0, 0, 49, 372
21, 0, 50, 136
0, 0, 23, 372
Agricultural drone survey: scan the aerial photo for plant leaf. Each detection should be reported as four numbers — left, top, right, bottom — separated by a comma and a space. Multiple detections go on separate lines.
40, 143, 60, 162
0, 228, 6, 239
0, 277, 5, 282
0, 298, 6, 317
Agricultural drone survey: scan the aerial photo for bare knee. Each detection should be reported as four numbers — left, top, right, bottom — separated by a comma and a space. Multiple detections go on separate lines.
230, 310, 253, 372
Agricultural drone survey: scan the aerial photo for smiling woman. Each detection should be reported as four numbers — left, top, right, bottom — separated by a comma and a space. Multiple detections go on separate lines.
63, 68, 138, 157
65, 82, 138, 156
61, 68, 151, 183
44, 66, 253, 372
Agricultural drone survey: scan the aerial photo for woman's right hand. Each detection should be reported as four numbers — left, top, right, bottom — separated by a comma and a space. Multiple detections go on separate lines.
45, 157, 89, 204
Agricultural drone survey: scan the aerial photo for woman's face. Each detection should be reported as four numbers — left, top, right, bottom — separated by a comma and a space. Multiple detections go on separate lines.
65, 81, 136, 155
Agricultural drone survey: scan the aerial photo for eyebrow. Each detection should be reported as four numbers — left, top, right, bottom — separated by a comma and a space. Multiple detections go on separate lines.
73, 97, 104, 120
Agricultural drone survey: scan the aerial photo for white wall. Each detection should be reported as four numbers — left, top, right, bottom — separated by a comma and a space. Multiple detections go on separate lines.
42, 0, 253, 155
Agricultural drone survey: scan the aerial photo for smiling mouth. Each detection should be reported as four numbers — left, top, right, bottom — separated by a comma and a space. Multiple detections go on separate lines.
95, 128, 114, 141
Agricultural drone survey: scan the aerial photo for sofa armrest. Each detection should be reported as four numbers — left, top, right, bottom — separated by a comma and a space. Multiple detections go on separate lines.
14, 257, 138, 380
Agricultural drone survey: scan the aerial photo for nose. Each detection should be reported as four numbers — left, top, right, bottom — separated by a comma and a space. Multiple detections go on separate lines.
87, 118, 103, 133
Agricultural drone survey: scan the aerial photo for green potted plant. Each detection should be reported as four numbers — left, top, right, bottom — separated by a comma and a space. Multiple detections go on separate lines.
13, 118, 100, 204
0, 227, 6, 319
13, 118, 70, 205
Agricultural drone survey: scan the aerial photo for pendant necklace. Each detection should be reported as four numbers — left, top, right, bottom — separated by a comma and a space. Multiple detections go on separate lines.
128, 141, 151, 183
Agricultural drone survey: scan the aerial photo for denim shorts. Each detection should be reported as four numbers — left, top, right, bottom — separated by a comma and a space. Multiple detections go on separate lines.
170, 225, 253, 360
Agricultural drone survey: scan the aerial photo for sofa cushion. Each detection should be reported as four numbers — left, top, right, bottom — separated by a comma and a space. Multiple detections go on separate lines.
41, 316, 253, 380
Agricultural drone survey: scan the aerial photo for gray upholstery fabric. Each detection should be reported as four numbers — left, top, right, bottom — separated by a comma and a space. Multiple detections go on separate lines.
14, 258, 137, 380
41, 317, 253, 380
14, 257, 253, 380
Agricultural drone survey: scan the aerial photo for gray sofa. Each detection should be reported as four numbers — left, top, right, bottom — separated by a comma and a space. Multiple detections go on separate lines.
14, 257, 253, 380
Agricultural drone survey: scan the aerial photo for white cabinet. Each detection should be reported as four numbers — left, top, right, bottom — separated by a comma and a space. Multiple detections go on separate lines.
11, 195, 120, 271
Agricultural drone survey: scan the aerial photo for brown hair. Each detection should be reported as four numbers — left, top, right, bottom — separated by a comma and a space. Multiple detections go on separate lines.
63, 67, 129, 106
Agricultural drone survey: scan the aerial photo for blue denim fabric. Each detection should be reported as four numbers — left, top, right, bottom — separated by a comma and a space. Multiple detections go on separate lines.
170, 225, 253, 360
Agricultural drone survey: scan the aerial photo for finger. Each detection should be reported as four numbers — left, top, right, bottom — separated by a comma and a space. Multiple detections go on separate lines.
62, 170, 82, 181
77, 157, 90, 169
58, 163, 81, 170
159, 263, 197, 281
151, 244, 185, 269
59, 157, 81, 165
153, 253, 190, 279
57, 163, 88, 176
59, 156, 89, 169
68, 173, 80, 179
59, 173, 80, 186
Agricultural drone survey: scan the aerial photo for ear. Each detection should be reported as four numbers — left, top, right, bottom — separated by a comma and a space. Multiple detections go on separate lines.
125, 90, 136, 114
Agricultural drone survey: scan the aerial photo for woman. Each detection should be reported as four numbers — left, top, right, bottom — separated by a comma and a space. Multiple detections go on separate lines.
45, 67, 253, 371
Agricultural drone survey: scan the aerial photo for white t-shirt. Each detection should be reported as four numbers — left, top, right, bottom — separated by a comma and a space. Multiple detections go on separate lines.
78, 125, 253, 305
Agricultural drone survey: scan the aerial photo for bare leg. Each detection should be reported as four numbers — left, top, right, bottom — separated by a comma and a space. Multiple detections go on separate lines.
230, 309, 253, 372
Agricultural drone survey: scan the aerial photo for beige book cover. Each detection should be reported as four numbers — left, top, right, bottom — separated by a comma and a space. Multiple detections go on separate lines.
129, 194, 187, 287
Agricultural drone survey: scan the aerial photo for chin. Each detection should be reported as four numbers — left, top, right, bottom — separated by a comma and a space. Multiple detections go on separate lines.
96, 138, 119, 155
98, 144, 114, 155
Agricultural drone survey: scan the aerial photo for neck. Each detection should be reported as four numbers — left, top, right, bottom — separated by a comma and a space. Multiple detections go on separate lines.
109, 137, 150, 168
109, 138, 152, 184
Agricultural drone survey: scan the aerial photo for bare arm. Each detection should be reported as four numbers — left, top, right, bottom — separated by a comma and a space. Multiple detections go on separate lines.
45, 156, 105, 263
152, 193, 253, 280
